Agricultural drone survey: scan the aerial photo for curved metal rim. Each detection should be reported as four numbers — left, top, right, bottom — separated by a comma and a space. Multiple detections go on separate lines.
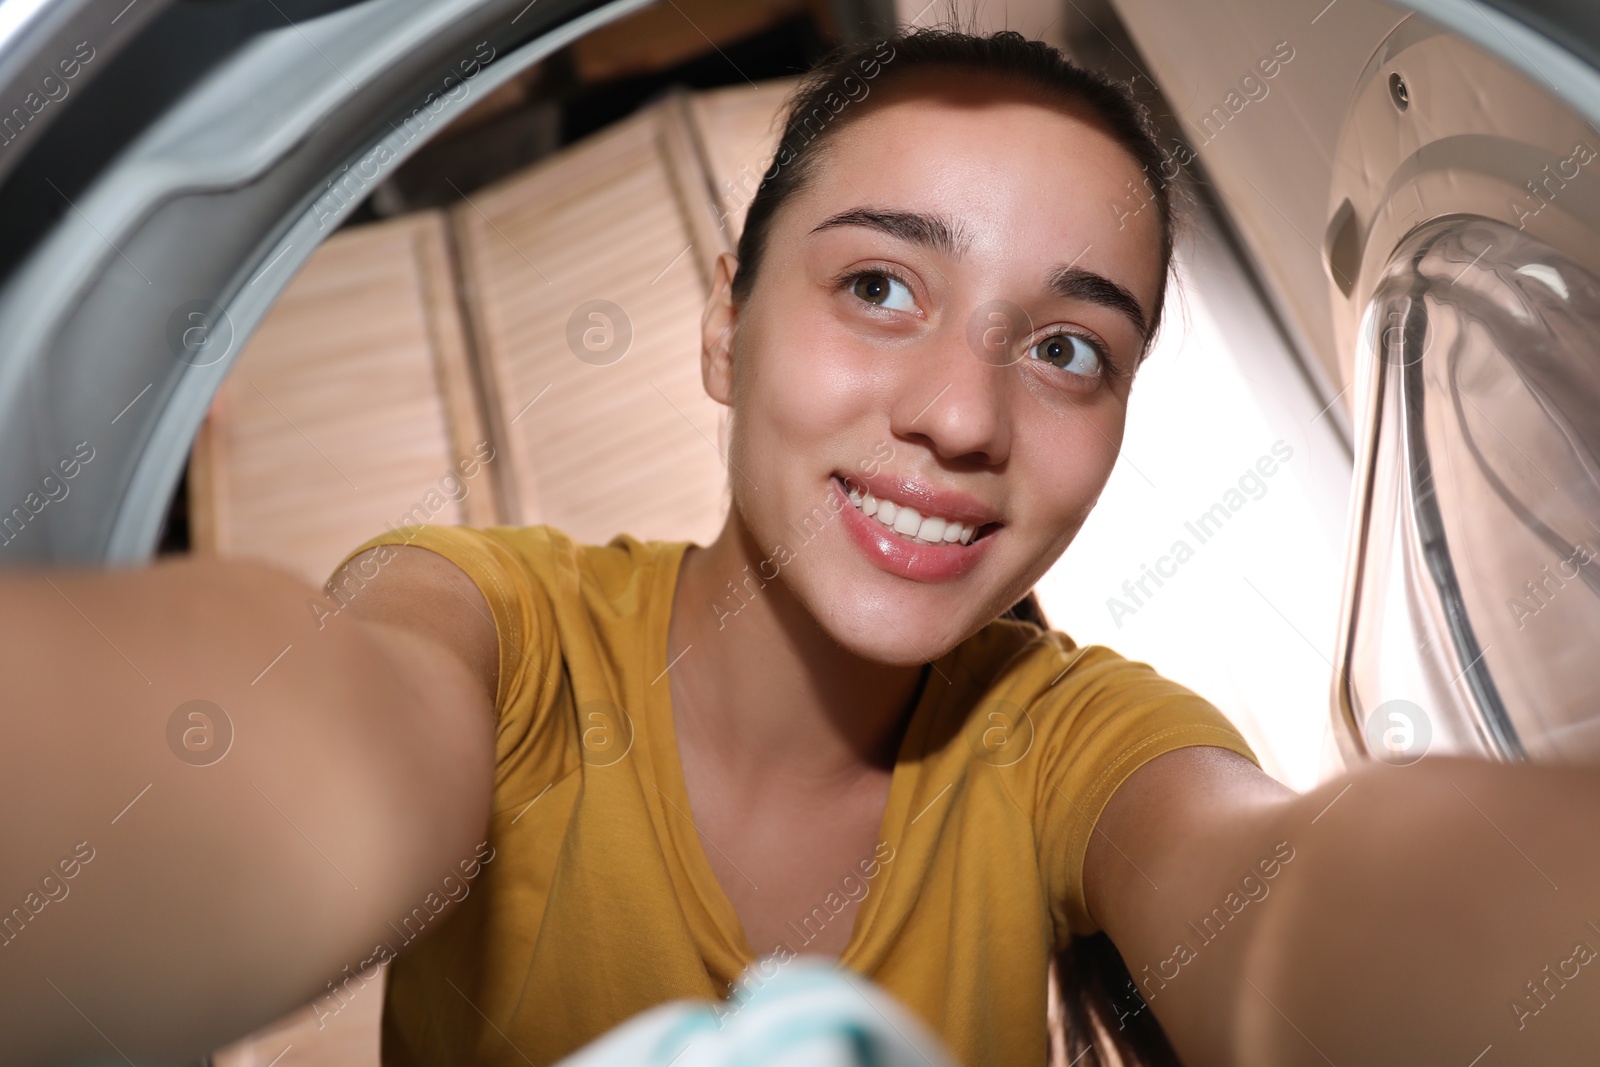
102, 0, 658, 561
0, 0, 658, 566
1397, 0, 1600, 132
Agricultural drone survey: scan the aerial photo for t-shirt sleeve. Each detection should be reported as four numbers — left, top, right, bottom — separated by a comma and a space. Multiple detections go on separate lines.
1025, 638, 1260, 942
327, 524, 569, 806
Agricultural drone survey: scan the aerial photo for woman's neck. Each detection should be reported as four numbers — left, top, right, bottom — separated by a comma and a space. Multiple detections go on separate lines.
667, 516, 927, 794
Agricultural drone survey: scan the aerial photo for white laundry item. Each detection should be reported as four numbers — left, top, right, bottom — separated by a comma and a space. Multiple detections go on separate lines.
552, 958, 960, 1067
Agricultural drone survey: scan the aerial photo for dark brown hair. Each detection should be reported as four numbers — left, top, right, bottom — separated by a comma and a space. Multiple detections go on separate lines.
733, 26, 1190, 1065
730, 26, 1182, 357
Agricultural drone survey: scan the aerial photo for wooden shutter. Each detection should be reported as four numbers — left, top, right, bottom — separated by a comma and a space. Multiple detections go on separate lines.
189, 211, 495, 586
450, 98, 729, 546
191, 79, 799, 579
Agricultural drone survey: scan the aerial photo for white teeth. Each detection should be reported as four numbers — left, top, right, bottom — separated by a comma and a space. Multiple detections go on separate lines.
843, 481, 985, 546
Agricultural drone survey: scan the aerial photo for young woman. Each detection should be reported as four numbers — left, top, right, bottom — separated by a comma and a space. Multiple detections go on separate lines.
4, 25, 1600, 1067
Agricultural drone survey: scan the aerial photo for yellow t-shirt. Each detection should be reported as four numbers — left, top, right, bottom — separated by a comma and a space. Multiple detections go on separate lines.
329, 523, 1259, 1067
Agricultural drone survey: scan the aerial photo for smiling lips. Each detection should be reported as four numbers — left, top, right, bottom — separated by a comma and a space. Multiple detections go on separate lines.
836, 470, 1000, 540
845, 485, 980, 545
831, 473, 1001, 582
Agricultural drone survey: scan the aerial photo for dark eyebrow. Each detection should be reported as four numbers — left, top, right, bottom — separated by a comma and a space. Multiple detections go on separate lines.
1047, 265, 1148, 339
808, 208, 967, 259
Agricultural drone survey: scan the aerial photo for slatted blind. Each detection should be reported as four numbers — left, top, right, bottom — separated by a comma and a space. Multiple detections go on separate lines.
452, 97, 728, 546
689, 80, 797, 238
189, 211, 494, 586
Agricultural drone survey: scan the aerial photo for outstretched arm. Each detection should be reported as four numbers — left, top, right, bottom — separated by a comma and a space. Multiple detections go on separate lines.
1087, 745, 1600, 1066
0, 547, 496, 1065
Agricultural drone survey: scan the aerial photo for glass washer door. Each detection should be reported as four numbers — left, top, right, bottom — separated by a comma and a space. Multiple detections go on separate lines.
1344, 214, 1600, 763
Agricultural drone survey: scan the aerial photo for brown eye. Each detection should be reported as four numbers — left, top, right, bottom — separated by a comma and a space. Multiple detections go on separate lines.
852, 273, 889, 303
847, 271, 915, 311
1031, 333, 1103, 378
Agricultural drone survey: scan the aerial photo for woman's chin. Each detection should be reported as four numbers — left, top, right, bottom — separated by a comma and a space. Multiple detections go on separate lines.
812, 596, 979, 668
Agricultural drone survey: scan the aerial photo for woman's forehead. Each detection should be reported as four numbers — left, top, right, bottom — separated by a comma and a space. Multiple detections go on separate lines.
789, 85, 1165, 301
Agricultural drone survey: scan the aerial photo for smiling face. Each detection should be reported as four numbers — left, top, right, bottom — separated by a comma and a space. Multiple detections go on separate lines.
700, 71, 1168, 666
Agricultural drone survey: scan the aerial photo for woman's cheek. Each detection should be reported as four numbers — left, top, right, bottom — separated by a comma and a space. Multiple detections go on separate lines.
1028, 409, 1122, 527
761, 327, 882, 431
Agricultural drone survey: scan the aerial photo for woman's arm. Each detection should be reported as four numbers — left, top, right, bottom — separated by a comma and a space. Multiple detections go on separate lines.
0, 547, 496, 1066
1086, 746, 1600, 1066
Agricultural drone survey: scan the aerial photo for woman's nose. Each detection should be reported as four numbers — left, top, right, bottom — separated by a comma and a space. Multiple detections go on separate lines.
886, 313, 1014, 465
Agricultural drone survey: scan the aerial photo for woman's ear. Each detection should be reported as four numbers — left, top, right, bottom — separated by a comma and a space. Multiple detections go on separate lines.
701, 251, 739, 406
